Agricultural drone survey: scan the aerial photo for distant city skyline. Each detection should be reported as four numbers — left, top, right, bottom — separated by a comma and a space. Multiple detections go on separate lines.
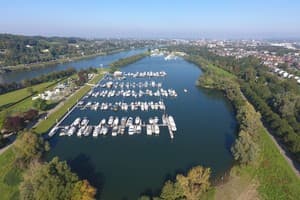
1, 0, 300, 39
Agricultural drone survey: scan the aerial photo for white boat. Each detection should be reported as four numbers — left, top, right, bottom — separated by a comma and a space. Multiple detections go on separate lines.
93, 126, 101, 137
100, 126, 108, 135
126, 117, 133, 127
128, 125, 135, 135
108, 116, 114, 126
146, 125, 152, 135
48, 126, 58, 137
72, 118, 81, 126
83, 126, 93, 136
149, 118, 154, 124
135, 116, 141, 125
162, 114, 167, 125
77, 126, 86, 137
59, 126, 68, 136
154, 125, 160, 135
67, 126, 76, 136
121, 117, 127, 126
112, 126, 118, 136
154, 116, 159, 124
136, 125, 142, 134
81, 118, 89, 127
113, 117, 119, 126
100, 118, 106, 125
168, 116, 177, 131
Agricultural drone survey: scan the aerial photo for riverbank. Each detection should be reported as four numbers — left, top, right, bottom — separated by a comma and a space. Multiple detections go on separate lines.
0, 48, 127, 74
186, 55, 300, 199
109, 52, 149, 72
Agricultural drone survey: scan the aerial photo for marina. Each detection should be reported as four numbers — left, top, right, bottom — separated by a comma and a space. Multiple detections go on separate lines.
46, 55, 237, 200
54, 114, 175, 138
49, 70, 178, 139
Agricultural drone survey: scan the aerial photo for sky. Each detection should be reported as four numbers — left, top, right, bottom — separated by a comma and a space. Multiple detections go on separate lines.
1, 0, 300, 39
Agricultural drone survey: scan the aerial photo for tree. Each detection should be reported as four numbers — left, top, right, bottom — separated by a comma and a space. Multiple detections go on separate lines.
160, 180, 184, 200
3, 116, 25, 132
23, 109, 39, 121
33, 98, 48, 111
159, 166, 211, 200
72, 180, 97, 200
231, 130, 259, 165
20, 157, 96, 200
14, 132, 49, 168
176, 166, 211, 200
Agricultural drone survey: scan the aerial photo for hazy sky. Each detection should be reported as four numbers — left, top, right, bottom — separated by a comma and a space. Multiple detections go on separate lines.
1, 0, 300, 39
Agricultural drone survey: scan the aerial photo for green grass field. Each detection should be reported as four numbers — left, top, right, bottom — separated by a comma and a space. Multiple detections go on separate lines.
34, 70, 106, 134
256, 127, 300, 199
0, 148, 22, 200
0, 81, 55, 109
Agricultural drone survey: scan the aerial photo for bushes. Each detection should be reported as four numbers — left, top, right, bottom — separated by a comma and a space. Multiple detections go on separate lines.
13, 132, 49, 168
231, 130, 259, 164
33, 99, 48, 111
2, 109, 39, 133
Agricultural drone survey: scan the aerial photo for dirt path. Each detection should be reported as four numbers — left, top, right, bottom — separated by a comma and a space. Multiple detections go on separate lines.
215, 172, 260, 200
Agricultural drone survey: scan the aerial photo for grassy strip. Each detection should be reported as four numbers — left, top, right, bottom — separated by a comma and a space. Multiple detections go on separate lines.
33, 70, 106, 134
0, 81, 56, 109
0, 148, 21, 200
109, 52, 148, 72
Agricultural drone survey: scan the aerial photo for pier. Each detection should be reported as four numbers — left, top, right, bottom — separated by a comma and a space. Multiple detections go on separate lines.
49, 71, 177, 139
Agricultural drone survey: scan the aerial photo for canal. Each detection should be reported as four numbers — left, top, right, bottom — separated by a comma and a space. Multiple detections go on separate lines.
47, 56, 237, 200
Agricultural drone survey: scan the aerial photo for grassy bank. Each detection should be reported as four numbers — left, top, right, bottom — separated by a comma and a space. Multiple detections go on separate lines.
33, 69, 106, 134
186, 55, 300, 199
0, 81, 62, 129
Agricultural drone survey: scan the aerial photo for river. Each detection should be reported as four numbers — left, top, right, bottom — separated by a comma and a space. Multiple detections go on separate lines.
46, 56, 237, 200
0, 49, 145, 84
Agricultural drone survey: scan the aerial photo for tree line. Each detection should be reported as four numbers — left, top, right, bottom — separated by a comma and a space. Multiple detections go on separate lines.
139, 166, 212, 200
13, 132, 97, 200
109, 53, 148, 72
